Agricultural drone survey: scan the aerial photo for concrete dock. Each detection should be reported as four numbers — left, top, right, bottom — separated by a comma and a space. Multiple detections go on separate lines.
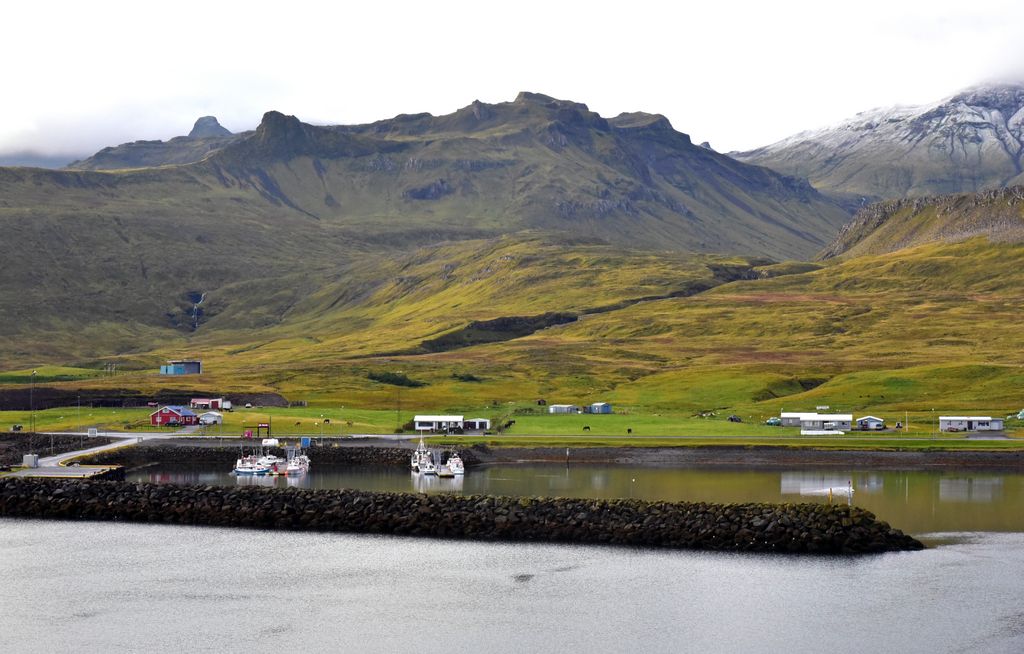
7, 430, 190, 480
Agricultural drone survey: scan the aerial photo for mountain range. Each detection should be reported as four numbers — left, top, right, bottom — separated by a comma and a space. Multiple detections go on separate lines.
735, 82, 1024, 201
0, 92, 857, 363
3, 87, 1024, 415
57, 93, 849, 259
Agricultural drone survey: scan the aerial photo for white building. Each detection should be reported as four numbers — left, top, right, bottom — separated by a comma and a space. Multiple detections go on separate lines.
414, 415, 464, 433
548, 404, 580, 414
198, 411, 223, 425
939, 416, 1003, 432
464, 418, 491, 431
781, 412, 853, 431
856, 416, 886, 431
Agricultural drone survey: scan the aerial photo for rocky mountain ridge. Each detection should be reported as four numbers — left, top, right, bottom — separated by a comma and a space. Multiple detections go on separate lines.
67, 116, 242, 170
736, 82, 1024, 200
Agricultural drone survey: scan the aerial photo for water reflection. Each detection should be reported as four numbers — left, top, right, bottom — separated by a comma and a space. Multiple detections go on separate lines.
939, 477, 1003, 502
780, 472, 856, 498
410, 472, 464, 493
234, 474, 308, 489
127, 463, 1024, 534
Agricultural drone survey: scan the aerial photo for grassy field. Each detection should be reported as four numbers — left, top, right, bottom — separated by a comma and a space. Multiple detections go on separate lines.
3, 402, 1022, 455
429, 434, 1024, 451
4, 238, 1024, 442
0, 366, 105, 384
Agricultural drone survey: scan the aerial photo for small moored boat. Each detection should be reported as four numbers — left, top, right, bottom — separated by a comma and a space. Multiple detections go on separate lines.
233, 454, 271, 476
285, 453, 311, 476
447, 452, 465, 475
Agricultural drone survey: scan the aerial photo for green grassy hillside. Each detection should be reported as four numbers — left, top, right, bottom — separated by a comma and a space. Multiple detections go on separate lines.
7, 236, 1023, 427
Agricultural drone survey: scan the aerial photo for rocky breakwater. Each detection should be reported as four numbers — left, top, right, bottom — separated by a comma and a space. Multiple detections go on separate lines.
0, 478, 923, 554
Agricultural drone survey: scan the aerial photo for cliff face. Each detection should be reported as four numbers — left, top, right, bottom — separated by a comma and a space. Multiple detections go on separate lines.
819, 185, 1024, 259
736, 83, 1024, 201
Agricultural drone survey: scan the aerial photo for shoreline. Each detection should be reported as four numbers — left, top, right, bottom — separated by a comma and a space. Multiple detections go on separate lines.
74, 439, 1024, 472
470, 445, 1024, 471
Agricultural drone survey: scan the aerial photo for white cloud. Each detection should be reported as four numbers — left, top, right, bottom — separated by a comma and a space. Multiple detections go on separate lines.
1, 0, 1023, 157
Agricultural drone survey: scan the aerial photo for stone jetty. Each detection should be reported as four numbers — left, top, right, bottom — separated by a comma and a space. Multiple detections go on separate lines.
81, 444, 420, 467
0, 477, 923, 554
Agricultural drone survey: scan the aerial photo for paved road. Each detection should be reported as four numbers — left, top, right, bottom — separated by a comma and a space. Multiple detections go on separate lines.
11, 429, 199, 476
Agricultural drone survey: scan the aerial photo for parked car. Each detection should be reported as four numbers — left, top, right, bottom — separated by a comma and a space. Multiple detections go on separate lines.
765, 417, 782, 426
10, 424, 23, 432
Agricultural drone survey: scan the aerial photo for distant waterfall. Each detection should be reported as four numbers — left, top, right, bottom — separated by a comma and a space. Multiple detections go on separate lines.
191, 292, 206, 330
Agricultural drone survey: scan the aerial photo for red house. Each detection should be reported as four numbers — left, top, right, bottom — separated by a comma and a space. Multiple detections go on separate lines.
150, 405, 199, 426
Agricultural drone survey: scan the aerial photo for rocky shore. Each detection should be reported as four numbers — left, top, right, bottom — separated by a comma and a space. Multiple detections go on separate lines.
80, 445, 478, 468
470, 445, 1024, 471
0, 477, 923, 554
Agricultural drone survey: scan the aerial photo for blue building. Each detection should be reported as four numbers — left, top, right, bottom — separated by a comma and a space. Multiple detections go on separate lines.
590, 402, 612, 414
160, 360, 203, 375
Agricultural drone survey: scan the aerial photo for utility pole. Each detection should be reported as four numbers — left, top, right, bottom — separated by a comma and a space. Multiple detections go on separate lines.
30, 370, 36, 450
396, 380, 402, 434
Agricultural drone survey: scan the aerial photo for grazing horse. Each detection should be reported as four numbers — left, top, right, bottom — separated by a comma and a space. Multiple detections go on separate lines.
627, 428, 632, 435
583, 425, 590, 431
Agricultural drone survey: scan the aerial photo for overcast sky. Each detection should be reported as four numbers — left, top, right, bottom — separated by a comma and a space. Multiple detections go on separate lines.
3, 0, 1024, 161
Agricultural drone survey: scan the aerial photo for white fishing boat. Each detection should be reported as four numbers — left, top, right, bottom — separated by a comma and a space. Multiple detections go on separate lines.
233, 454, 271, 476
420, 456, 438, 475
258, 452, 287, 467
447, 452, 465, 475
285, 453, 311, 476
412, 437, 436, 474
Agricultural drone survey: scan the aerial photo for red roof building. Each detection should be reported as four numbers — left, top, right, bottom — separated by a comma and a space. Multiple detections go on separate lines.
150, 405, 199, 426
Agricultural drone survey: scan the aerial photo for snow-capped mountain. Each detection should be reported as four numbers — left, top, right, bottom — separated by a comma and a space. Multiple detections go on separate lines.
734, 83, 1024, 201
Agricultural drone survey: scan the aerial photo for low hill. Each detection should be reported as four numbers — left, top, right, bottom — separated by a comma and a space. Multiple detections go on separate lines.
735, 82, 1024, 200
820, 185, 1024, 259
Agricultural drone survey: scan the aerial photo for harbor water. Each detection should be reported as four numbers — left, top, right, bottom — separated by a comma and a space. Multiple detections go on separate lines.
129, 462, 1024, 534
5, 462, 1024, 652
1, 519, 1023, 653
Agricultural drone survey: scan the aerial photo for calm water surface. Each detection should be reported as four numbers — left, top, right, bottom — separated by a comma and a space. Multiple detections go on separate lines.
129, 462, 1024, 535
7, 462, 1024, 652
2, 520, 1023, 654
